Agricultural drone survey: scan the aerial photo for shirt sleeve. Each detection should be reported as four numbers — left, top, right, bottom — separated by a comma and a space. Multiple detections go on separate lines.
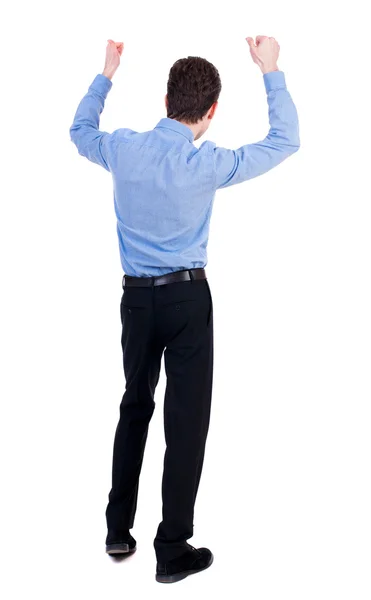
213, 70, 300, 189
69, 74, 115, 171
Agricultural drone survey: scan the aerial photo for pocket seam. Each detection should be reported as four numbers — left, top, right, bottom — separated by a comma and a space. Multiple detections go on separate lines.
206, 280, 213, 327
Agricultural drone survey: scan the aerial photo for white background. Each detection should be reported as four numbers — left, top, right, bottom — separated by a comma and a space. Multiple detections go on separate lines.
1, 0, 370, 598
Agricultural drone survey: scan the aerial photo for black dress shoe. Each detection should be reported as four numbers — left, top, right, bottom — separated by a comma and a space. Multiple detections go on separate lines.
105, 530, 137, 555
156, 544, 214, 583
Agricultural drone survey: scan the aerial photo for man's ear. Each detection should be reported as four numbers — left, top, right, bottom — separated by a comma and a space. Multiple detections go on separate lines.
164, 94, 168, 108
209, 101, 218, 119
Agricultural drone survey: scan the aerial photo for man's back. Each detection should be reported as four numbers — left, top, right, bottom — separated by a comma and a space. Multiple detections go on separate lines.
106, 118, 216, 277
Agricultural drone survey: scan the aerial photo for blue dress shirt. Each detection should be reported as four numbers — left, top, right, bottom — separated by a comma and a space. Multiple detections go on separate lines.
70, 70, 300, 277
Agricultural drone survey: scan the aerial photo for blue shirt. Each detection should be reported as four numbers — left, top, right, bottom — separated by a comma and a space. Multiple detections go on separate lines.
70, 70, 300, 277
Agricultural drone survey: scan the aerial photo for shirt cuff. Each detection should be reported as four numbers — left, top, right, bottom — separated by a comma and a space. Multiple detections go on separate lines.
263, 70, 286, 93
89, 73, 113, 98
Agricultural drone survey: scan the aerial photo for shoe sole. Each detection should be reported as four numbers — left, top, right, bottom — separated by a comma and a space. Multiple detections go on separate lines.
105, 543, 136, 555
155, 552, 214, 583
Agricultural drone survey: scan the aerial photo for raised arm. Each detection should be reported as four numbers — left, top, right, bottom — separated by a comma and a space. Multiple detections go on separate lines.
214, 36, 300, 189
69, 40, 124, 171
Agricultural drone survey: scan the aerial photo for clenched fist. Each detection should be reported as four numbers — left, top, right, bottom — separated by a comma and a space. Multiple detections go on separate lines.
102, 39, 124, 81
245, 36, 280, 74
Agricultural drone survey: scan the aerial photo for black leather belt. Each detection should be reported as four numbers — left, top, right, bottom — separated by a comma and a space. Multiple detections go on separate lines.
122, 268, 207, 288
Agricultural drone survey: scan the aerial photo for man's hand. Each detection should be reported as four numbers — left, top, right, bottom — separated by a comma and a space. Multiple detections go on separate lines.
245, 36, 280, 74
102, 39, 124, 80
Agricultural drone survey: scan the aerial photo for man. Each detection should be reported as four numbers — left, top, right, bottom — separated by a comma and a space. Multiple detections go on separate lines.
70, 35, 300, 584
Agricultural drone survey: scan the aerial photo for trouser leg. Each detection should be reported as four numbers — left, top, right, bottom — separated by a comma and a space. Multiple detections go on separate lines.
105, 286, 162, 533
154, 279, 214, 562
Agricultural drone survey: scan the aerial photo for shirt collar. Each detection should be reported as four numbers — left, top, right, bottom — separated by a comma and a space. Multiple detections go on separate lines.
155, 117, 194, 143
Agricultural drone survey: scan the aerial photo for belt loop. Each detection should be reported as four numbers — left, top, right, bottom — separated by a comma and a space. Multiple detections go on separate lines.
151, 276, 155, 303
189, 269, 194, 283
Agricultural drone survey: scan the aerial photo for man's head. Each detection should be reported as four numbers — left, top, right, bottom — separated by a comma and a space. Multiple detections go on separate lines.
164, 56, 221, 141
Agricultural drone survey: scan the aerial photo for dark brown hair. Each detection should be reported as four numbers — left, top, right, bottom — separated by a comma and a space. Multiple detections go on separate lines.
166, 56, 222, 124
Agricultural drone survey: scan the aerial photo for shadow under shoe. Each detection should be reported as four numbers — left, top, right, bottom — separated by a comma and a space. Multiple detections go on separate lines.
105, 530, 137, 555
156, 544, 214, 583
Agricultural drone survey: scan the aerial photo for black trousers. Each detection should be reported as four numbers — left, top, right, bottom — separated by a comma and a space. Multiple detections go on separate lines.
105, 268, 214, 562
